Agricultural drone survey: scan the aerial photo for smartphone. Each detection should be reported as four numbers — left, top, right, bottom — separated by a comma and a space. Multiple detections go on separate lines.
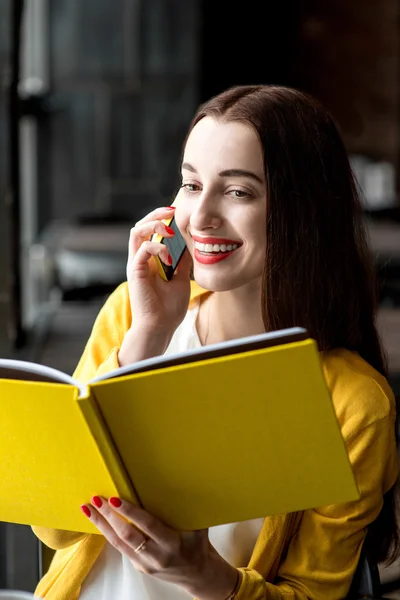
151, 216, 187, 281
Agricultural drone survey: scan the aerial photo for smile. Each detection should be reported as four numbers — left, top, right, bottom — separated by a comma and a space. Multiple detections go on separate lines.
194, 241, 239, 253
193, 244, 241, 265
191, 235, 243, 265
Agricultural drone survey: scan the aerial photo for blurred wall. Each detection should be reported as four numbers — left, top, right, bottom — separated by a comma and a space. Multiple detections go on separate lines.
292, 0, 400, 167
38, 0, 200, 227
0, 1, 12, 355
199, 0, 298, 101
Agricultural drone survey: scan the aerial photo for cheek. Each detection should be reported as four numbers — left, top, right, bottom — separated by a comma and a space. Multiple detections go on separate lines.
246, 210, 266, 249
247, 220, 266, 269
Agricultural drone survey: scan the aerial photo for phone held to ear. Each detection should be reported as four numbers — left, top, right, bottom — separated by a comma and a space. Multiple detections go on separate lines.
151, 216, 187, 281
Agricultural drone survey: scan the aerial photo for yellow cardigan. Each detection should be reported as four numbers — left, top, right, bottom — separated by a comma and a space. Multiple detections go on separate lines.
33, 281, 398, 600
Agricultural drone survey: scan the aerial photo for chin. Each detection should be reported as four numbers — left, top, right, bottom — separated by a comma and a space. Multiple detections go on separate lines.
193, 268, 258, 293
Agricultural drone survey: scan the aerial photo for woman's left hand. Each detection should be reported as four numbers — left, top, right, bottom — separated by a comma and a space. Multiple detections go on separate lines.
81, 496, 239, 600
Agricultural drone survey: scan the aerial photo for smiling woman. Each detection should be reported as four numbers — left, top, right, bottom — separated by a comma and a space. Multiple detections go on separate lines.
32, 85, 399, 600
175, 119, 267, 302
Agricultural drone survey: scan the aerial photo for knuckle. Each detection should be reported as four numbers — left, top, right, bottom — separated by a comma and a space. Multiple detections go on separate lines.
141, 240, 152, 251
119, 523, 137, 545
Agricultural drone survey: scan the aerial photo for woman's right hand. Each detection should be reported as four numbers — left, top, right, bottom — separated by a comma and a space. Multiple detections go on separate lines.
118, 206, 192, 366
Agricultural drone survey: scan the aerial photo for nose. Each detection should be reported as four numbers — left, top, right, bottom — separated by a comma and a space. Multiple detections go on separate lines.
189, 188, 222, 231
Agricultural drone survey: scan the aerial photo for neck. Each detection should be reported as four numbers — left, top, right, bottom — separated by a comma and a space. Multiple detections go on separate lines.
201, 281, 265, 345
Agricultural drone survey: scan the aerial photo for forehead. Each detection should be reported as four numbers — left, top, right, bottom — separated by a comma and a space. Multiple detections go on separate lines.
183, 117, 264, 172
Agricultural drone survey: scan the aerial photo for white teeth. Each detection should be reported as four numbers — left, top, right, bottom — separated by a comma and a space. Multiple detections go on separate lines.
194, 241, 239, 253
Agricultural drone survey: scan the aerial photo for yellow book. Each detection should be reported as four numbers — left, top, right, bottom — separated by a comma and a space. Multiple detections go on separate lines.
0, 328, 359, 535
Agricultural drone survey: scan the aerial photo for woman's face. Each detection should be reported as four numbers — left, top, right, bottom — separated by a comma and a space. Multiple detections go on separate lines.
175, 117, 267, 292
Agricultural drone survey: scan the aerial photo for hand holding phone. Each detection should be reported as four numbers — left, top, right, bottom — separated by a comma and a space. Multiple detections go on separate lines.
151, 216, 187, 281
119, 207, 191, 366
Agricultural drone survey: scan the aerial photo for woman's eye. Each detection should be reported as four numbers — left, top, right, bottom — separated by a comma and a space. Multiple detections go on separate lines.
228, 189, 249, 199
181, 183, 201, 192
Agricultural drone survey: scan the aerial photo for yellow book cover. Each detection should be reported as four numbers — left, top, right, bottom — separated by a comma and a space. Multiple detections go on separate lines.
0, 327, 359, 534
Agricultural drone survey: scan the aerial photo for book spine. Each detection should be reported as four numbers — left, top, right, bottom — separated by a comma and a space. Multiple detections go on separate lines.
77, 389, 142, 507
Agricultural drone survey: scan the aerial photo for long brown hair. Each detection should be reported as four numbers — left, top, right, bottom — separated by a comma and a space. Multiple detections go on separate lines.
187, 84, 399, 564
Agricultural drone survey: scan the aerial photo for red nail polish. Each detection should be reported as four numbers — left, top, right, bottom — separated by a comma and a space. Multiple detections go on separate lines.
109, 497, 122, 508
165, 226, 175, 235
92, 496, 102, 508
166, 206, 176, 210
80, 505, 91, 518
167, 254, 173, 265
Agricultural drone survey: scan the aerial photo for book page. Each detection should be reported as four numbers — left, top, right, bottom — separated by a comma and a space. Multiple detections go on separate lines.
0, 359, 86, 397
90, 326, 308, 384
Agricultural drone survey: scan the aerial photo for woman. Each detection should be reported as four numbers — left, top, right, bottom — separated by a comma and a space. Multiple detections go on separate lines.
33, 85, 399, 600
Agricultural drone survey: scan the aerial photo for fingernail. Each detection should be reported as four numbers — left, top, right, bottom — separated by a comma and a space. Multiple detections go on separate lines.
91, 496, 102, 508
80, 505, 91, 517
166, 206, 175, 210
109, 497, 122, 508
165, 226, 175, 235
167, 254, 173, 265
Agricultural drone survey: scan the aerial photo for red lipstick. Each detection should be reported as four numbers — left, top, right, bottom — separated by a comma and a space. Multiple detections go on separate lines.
192, 235, 241, 245
191, 234, 242, 265
194, 248, 238, 264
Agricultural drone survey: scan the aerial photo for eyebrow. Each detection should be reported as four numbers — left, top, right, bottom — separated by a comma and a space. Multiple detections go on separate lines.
181, 162, 264, 185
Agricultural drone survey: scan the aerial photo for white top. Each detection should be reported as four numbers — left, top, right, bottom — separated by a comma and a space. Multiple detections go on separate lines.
80, 298, 264, 599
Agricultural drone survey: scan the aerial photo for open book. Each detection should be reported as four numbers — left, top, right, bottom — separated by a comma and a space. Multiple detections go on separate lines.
0, 327, 359, 534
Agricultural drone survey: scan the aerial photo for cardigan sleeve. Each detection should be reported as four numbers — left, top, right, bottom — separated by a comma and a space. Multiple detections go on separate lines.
234, 413, 398, 600
32, 283, 131, 550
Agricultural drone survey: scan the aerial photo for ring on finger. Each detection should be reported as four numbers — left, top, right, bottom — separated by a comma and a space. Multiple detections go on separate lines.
134, 539, 148, 554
